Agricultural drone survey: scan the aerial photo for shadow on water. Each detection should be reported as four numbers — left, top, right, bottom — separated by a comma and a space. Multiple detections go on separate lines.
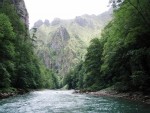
0, 90, 150, 113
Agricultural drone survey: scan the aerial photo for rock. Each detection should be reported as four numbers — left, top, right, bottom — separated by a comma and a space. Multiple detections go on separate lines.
44, 19, 50, 26
12, 0, 29, 28
46, 26, 70, 74
73, 90, 80, 93
144, 96, 150, 100
51, 18, 61, 26
33, 20, 43, 28
0, 0, 28, 27
32, 10, 112, 76
75, 16, 88, 27
0, 88, 30, 99
0, 92, 15, 99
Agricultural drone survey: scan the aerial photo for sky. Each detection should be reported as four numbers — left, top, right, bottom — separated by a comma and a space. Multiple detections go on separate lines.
24, 0, 110, 28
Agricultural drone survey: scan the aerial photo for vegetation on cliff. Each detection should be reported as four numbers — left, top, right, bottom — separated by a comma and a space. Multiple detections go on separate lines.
64, 0, 150, 94
0, 0, 58, 94
1, 0, 150, 97
30, 11, 112, 76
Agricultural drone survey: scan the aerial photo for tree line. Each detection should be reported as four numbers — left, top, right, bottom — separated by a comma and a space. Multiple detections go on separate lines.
63, 0, 150, 93
0, 0, 59, 92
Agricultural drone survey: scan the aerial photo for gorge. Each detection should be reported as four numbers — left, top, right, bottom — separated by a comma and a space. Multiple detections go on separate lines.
0, 0, 150, 112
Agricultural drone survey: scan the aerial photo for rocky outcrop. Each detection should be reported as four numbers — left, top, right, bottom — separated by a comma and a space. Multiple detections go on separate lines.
0, 89, 29, 99
50, 26, 70, 49
79, 89, 150, 105
0, 0, 29, 28
44, 19, 50, 26
47, 26, 71, 73
75, 16, 88, 27
33, 19, 50, 28
51, 18, 62, 26
12, 0, 29, 28
0, 0, 28, 27
31, 10, 112, 76
33, 20, 44, 28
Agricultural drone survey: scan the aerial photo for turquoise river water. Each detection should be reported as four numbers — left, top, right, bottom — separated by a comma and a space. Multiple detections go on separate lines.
0, 90, 150, 113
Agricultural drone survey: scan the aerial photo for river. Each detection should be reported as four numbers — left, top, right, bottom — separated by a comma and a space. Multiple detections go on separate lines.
0, 90, 150, 113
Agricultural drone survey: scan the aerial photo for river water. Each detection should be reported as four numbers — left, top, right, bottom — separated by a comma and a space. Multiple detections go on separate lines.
0, 90, 150, 113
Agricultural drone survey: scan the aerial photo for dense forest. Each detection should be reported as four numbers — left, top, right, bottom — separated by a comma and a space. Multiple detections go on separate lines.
1, 0, 150, 95
0, 0, 58, 93
63, 0, 150, 93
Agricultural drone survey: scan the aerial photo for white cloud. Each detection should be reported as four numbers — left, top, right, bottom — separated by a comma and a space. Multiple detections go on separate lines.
24, 0, 110, 28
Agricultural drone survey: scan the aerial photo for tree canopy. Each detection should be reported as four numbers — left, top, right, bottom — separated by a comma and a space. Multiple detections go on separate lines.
65, 0, 150, 93
0, 0, 59, 91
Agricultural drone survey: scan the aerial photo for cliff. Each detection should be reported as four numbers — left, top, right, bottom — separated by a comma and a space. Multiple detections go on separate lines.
31, 10, 112, 76
0, 0, 28, 27
11, 0, 29, 27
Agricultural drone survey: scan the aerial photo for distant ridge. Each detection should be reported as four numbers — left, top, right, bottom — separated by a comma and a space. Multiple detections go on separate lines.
30, 9, 112, 76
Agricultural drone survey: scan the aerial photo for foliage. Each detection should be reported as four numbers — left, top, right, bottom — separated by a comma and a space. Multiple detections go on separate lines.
0, 13, 15, 88
83, 38, 103, 89
0, 0, 59, 91
40, 64, 59, 89
30, 9, 112, 77
62, 62, 85, 89
65, 0, 150, 93
99, 0, 150, 92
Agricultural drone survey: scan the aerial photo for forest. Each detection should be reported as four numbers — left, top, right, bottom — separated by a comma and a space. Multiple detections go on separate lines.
0, 0, 58, 93
63, 0, 150, 93
0, 0, 150, 95
0, 0, 150, 112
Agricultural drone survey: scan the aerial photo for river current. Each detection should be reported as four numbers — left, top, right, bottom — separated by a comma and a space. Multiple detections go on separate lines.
0, 90, 150, 113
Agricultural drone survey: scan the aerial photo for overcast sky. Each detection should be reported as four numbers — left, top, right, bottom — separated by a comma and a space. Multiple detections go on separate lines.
24, 0, 110, 28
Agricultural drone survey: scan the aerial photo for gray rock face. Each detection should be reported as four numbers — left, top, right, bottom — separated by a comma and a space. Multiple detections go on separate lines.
48, 26, 70, 73
44, 19, 50, 26
16, 0, 29, 27
32, 9, 113, 76
53, 26, 70, 42
51, 18, 61, 26
75, 16, 88, 27
12, 0, 29, 28
33, 20, 44, 28
0, 0, 28, 27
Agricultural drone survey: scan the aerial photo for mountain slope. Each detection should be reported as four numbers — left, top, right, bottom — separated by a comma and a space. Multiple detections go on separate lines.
31, 10, 112, 76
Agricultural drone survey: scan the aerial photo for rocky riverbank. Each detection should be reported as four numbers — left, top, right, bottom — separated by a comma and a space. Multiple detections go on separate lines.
0, 89, 30, 99
74, 88, 150, 104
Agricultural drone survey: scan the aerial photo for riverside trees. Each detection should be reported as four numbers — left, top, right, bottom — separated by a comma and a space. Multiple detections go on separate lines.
0, 0, 58, 91
65, 0, 150, 93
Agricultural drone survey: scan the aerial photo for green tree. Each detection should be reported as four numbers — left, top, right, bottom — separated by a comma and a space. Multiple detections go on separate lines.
84, 38, 103, 90
0, 13, 15, 88
100, 0, 150, 92
71, 0, 150, 93
0, 0, 59, 90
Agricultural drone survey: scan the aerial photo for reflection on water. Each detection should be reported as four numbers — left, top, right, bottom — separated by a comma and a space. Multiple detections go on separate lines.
0, 90, 150, 113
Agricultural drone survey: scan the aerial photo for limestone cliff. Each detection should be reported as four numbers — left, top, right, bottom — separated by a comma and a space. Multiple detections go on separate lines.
11, 0, 29, 27
0, 0, 28, 27
31, 10, 112, 76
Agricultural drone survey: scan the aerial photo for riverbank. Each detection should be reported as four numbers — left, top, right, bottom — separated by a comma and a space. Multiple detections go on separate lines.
74, 88, 150, 104
0, 88, 30, 99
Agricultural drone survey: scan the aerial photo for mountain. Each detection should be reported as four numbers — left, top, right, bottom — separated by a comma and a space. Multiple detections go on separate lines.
31, 9, 112, 76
